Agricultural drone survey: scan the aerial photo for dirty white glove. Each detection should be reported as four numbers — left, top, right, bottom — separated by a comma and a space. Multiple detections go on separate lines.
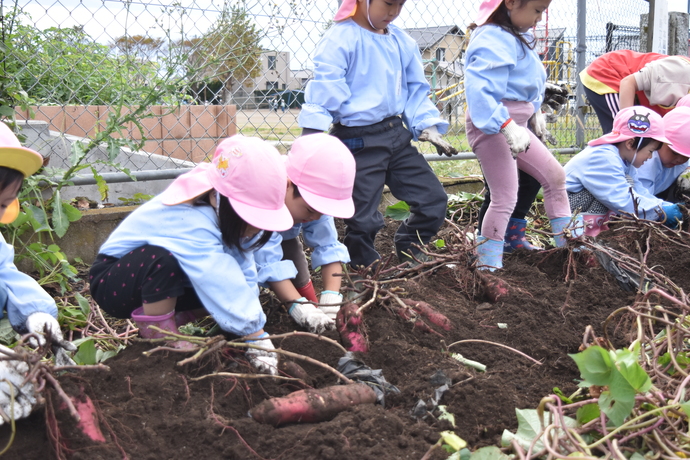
318, 291, 343, 320
529, 111, 557, 146
542, 82, 569, 122
289, 297, 335, 333
500, 120, 531, 159
25, 312, 77, 366
418, 125, 458, 157
0, 345, 36, 424
246, 333, 278, 375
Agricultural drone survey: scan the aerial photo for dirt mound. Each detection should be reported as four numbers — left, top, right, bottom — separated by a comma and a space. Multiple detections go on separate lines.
1, 218, 668, 460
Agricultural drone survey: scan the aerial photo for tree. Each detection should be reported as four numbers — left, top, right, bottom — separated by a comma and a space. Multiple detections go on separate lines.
185, 1, 262, 104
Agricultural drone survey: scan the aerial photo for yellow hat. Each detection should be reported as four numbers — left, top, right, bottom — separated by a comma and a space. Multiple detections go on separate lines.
0, 122, 44, 178
0, 123, 44, 224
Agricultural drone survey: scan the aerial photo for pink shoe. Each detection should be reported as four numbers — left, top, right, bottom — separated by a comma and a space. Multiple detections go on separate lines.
131, 307, 196, 350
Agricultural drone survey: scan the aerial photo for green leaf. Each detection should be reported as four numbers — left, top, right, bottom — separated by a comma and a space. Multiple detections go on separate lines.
438, 406, 456, 427
501, 408, 577, 452
598, 367, 636, 426
569, 346, 614, 386
384, 201, 411, 221
62, 202, 82, 223
75, 292, 92, 317
51, 190, 69, 238
553, 387, 573, 404
26, 204, 51, 232
73, 339, 97, 365
576, 403, 600, 424
0, 318, 18, 345
434, 239, 446, 248
469, 446, 512, 460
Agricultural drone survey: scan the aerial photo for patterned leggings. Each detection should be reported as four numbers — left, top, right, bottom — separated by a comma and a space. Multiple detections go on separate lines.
567, 189, 610, 214
89, 245, 203, 318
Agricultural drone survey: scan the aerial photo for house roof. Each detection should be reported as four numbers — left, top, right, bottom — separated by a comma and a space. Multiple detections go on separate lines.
405, 26, 463, 49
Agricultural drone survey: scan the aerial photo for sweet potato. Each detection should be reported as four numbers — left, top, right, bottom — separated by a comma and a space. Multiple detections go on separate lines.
478, 272, 510, 303
59, 387, 106, 443
336, 302, 369, 353
278, 360, 313, 387
249, 383, 377, 426
402, 299, 452, 331
392, 305, 444, 337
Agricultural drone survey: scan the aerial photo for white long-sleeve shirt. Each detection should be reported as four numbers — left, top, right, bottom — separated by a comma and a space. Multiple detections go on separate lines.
255, 215, 349, 284
97, 195, 266, 337
465, 25, 545, 134
0, 233, 57, 331
298, 20, 447, 139
565, 144, 668, 219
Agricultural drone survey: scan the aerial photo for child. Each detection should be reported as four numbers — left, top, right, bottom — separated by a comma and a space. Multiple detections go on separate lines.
464, 0, 581, 270
564, 106, 680, 236
89, 135, 294, 375
580, 50, 690, 134
298, 0, 457, 270
0, 122, 76, 423
637, 102, 690, 202
255, 133, 356, 326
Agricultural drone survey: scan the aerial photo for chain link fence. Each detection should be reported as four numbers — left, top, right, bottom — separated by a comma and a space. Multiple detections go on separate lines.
0, 0, 656, 181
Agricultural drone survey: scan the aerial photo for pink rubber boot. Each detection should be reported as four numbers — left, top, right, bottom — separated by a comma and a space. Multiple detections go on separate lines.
131, 307, 196, 349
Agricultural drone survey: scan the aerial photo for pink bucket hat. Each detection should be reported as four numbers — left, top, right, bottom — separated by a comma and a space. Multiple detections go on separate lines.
476, 0, 503, 26
662, 107, 690, 157
676, 94, 690, 108
287, 133, 356, 218
589, 106, 670, 147
335, 0, 357, 21
0, 123, 44, 224
160, 135, 293, 232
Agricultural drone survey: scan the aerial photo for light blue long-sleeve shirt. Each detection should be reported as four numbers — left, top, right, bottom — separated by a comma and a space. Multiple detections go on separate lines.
0, 233, 57, 331
565, 144, 668, 220
636, 151, 690, 195
298, 20, 447, 140
465, 25, 545, 134
255, 215, 350, 284
97, 195, 266, 337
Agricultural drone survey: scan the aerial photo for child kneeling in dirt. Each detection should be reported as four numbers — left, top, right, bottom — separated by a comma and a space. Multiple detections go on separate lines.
565, 106, 679, 236
254, 134, 356, 330
89, 135, 294, 375
0, 122, 77, 423
637, 100, 690, 204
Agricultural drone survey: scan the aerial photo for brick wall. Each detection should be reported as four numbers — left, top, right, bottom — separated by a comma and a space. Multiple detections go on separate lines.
15, 105, 237, 163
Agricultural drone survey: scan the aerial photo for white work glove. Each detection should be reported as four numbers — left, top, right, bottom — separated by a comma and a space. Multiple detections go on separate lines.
25, 312, 77, 366
246, 333, 278, 376
418, 125, 458, 157
289, 297, 335, 334
500, 120, 531, 159
0, 345, 36, 424
529, 111, 557, 146
318, 291, 343, 321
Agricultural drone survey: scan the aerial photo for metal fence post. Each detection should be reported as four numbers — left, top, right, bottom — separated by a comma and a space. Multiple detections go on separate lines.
575, 0, 587, 148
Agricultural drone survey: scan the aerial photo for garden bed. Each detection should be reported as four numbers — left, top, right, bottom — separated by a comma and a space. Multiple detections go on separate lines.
1, 216, 684, 460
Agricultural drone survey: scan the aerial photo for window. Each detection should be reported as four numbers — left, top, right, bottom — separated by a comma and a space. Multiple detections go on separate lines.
267, 55, 276, 71
435, 48, 446, 61
266, 81, 277, 91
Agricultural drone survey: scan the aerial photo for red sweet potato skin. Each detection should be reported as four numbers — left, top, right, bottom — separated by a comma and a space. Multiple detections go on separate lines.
478, 273, 510, 303
402, 299, 452, 331
249, 383, 377, 426
336, 302, 369, 353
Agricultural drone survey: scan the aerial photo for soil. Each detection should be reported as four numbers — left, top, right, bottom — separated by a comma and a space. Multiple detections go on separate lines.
0, 217, 676, 460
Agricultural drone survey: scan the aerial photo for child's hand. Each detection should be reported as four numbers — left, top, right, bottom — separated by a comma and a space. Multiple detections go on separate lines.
289, 299, 336, 333
0, 347, 36, 424
529, 112, 557, 146
246, 333, 279, 375
661, 203, 683, 229
318, 291, 343, 320
419, 126, 458, 157
500, 120, 531, 158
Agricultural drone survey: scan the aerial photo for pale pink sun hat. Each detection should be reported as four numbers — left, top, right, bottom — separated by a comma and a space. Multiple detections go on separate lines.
286, 133, 356, 219
334, 0, 357, 21
160, 135, 293, 232
676, 94, 690, 108
662, 107, 690, 157
476, 0, 503, 26
589, 106, 670, 147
